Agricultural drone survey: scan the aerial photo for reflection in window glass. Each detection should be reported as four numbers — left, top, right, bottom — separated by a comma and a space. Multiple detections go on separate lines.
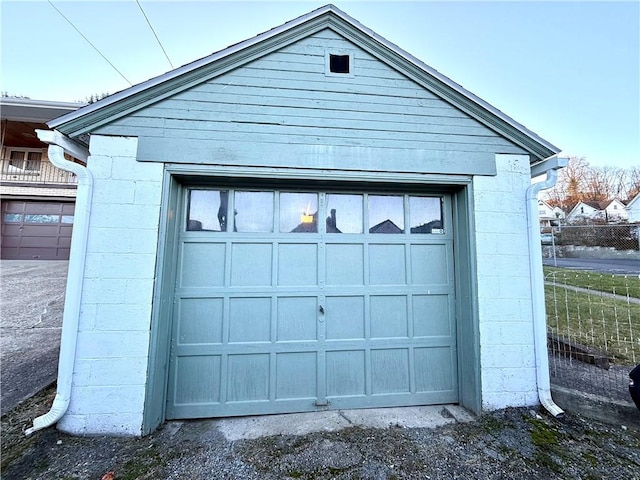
187, 190, 229, 231
410, 196, 444, 234
280, 192, 318, 233
3, 214, 22, 223
234, 191, 273, 232
326, 194, 363, 233
61, 215, 74, 224
25, 214, 58, 223
368, 195, 404, 234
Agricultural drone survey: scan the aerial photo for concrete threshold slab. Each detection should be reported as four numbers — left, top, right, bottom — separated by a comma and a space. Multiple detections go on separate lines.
216, 405, 475, 441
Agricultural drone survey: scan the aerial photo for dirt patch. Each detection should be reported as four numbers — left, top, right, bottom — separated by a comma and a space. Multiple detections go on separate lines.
2, 385, 640, 480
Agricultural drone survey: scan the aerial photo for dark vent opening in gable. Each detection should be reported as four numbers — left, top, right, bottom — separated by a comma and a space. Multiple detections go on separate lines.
329, 54, 350, 74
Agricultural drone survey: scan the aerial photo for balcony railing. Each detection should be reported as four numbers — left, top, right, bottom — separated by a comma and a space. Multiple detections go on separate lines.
0, 158, 77, 186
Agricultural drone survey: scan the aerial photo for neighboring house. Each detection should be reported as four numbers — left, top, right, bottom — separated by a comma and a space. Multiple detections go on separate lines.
32, 5, 563, 436
566, 199, 628, 223
537, 200, 564, 228
626, 193, 640, 223
0, 97, 84, 259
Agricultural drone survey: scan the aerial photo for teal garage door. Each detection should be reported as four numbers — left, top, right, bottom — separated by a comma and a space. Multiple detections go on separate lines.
166, 188, 457, 419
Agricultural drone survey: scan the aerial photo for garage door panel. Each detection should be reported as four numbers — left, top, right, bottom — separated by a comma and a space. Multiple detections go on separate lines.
414, 347, 456, 392
229, 297, 272, 343
326, 243, 364, 285
371, 348, 410, 394
276, 352, 317, 399
326, 350, 366, 397
175, 356, 221, 405
277, 297, 318, 341
410, 244, 450, 285
227, 354, 270, 402
370, 295, 409, 339
181, 243, 225, 287
231, 243, 272, 286
178, 298, 224, 345
278, 243, 318, 286
413, 295, 452, 337
325, 296, 365, 340
23, 203, 62, 214
369, 244, 406, 285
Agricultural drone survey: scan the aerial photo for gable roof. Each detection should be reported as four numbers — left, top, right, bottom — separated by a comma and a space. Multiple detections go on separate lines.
49, 4, 559, 162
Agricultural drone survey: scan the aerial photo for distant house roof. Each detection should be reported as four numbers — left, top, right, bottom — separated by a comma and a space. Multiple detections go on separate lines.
369, 219, 403, 234
47, 4, 559, 162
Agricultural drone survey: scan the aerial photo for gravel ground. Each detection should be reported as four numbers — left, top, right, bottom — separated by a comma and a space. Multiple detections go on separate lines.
2, 385, 639, 480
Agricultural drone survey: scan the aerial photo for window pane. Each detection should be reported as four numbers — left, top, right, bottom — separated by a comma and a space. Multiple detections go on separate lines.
326, 194, 362, 233
3, 214, 22, 223
409, 196, 444, 234
187, 190, 229, 231
24, 214, 59, 223
9, 151, 25, 160
234, 191, 273, 232
27, 152, 42, 161
368, 195, 404, 234
280, 192, 318, 233
61, 215, 74, 224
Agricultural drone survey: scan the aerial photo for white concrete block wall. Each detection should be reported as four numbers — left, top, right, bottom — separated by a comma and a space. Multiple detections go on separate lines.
474, 154, 539, 410
58, 135, 164, 436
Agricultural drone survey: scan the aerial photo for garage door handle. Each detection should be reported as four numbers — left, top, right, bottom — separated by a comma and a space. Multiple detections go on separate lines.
319, 305, 325, 315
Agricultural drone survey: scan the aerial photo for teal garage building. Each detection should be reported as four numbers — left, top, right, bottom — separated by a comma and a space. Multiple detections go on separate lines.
30, 5, 563, 436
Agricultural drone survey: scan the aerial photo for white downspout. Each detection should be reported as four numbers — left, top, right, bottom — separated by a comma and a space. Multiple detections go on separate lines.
25, 130, 92, 435
526, 155, 567, 418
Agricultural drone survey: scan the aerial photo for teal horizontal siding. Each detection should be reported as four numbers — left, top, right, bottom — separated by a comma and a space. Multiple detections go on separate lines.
96, 28, 524, 175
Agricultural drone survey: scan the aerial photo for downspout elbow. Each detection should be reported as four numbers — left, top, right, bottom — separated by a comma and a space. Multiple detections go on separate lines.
26, 134, 92, 435
527, 157, 566, 418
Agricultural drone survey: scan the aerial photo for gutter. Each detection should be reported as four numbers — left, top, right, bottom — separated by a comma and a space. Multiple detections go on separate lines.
526, 155, 567, 418
25, 130, 92, 435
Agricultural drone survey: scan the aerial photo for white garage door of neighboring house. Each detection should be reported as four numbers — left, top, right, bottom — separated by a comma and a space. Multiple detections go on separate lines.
166, 187, 457, 419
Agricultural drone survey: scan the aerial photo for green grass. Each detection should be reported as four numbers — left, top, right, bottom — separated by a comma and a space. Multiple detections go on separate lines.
545, 283, 640, 363
543, 266, 640, 299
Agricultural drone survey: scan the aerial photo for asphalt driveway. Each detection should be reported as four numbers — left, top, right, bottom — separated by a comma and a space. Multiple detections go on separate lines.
0, 261, 68, 415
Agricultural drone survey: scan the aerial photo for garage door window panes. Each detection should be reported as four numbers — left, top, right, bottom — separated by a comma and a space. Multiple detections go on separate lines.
410, 196, 444, 234
280, 192, 318, 233
368, 195, 404, 234
326, 194, 363, 233
187, 190, 230, 231
234, 191, 274, 233
185, 189, 445, 236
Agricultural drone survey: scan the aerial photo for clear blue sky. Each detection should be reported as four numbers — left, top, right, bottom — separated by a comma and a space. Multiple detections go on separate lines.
1, 0, 638, 168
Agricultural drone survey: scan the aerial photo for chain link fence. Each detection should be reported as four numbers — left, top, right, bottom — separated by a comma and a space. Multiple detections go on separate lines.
543, 224, 640, 258
542, 223, 639, 406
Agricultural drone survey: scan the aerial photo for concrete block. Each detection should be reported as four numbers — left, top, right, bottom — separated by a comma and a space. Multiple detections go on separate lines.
59, 413, 143, 436
72, 357, 148, 387
92, 179, 136, 204
75, 331, 150, 359
125, 278, 156, 306
90, 135, 138, 158
95, 303, 153, 331
87, 155, 113, 179
133, 182, 163, 205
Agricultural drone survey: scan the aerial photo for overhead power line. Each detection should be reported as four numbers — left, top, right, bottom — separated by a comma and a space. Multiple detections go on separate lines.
47, 0, 132, 86
136, 0, 174, 69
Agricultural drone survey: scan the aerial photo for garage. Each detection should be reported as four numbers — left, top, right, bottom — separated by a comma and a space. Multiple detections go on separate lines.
1, 200, 74, 260
166, 186, 457, 418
